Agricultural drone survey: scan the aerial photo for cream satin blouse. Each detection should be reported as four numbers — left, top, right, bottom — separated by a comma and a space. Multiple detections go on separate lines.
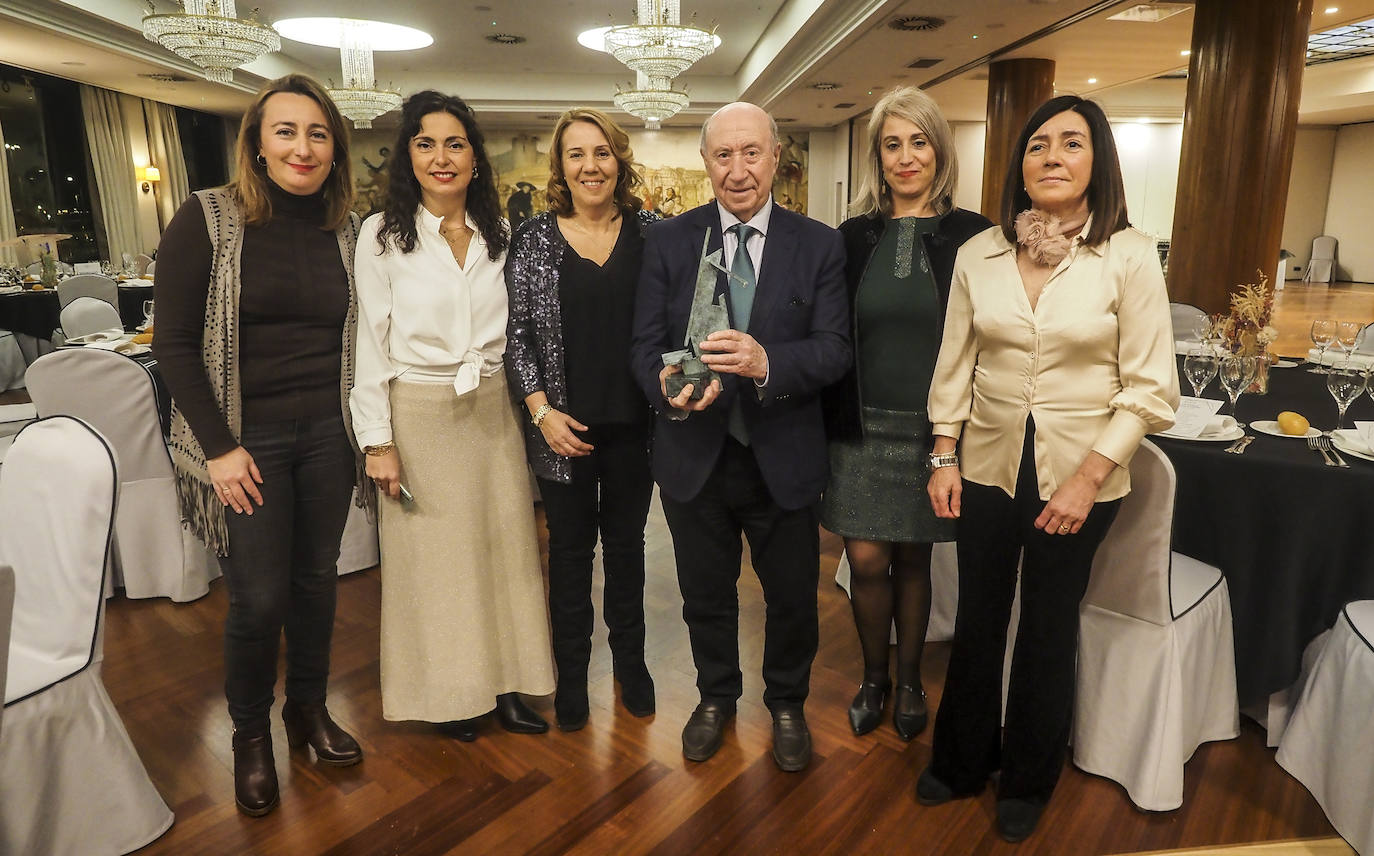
928, 219, 1179, 501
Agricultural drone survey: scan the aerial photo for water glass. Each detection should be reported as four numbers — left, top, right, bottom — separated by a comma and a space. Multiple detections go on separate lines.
1183, 347, 1219, 397
1335, 321, 1364, 360
1310, 319, 1337, 373
1218, 354, 1259, 424
1326, 362, 1368, 432
142, 299, 155, 327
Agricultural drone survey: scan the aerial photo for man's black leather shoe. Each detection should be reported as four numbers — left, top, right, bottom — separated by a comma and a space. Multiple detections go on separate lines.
681, 701, 734, 762
771, 707, 812, 772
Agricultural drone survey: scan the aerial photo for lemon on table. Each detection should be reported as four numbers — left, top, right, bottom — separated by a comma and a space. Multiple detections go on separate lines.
1276, 411, 1310, 435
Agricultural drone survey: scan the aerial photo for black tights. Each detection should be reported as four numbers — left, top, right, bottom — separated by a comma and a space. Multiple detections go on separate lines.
845, 538, 933, 689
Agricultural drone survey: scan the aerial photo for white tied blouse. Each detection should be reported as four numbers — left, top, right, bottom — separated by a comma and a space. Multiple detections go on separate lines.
928, 218, 1179, 502
350, 205, 509, 449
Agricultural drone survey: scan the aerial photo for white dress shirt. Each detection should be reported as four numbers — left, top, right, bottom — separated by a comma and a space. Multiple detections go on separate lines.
716, 196, 771, 280
928, 218, 1179, 501
350, 205, 509, 448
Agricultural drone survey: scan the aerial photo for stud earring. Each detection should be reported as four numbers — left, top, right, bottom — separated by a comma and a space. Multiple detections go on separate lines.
256, 154, 267, 166
472, 166, 478, 178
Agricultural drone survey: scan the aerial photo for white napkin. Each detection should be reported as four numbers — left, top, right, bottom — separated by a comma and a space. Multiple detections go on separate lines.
1163, 396, 1224, 438
1307, 348, 1374, 369
0, 285, 22, 295
64, 327, 129, 345
1201, 415, 1238, 437
1357, 421, 1374, 451
0, 403, 37, 423
1174, 338, 1203, 355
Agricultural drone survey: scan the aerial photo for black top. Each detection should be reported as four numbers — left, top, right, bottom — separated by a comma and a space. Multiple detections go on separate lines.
557, 215, 647, 426
154, 180, 349, 458
856, 216, 943, 411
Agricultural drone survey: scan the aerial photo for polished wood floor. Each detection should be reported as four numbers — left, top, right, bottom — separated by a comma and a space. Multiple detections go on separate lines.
103, 492, 1340, 856
1267, 281, 1374, 357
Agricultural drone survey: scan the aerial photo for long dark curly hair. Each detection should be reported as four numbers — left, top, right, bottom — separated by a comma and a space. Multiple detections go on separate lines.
376, 90, 508, 260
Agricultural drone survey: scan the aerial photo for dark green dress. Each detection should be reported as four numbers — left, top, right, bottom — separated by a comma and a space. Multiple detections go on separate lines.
820, 215, 956, 543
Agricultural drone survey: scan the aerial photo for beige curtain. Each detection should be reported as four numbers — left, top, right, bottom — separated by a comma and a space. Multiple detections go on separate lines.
79, 85, 144, 265
0, 119, 18, 267
141, 98, 190, 228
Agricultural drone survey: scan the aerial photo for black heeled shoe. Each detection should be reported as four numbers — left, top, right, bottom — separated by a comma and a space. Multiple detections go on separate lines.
231, 724, 279, 817
847, 679, 890, 736
892, 684, 928, 741
614, 662, 656, 718
495, 693, 549, 734
282, 699, 363, 766
442, 719, 481, 742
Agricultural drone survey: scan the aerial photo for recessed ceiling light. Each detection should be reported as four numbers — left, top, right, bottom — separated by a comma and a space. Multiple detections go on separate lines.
577, 25, 719, 53
274, 18, 433, 50
1088, 77, 1098, 84
1326, 6, 1340, 13
1180, 49, 1190, 56
971, 34, 979, 39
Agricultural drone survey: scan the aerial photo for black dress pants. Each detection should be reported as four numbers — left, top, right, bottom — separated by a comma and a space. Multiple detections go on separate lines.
930, 421, 1121, 801
661, 437, 820, 712
220, 414, 355, 729
536, 423, 654, 678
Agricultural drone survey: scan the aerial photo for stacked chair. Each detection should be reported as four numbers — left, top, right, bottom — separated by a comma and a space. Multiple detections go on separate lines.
0, 416, 173, 854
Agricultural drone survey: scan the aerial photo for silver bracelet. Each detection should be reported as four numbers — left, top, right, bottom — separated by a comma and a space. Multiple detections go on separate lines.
928, 451, 959, 470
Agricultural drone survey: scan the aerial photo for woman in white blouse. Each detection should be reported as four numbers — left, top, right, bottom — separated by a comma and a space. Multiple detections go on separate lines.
351, 91, 554, 740
919, 96, 1178, 842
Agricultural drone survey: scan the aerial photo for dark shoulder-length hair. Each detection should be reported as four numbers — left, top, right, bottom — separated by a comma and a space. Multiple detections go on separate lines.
999, 95, 1129, 247
230, 74, 354, 230
376, 90, 508, 261
545, 107, 644, 216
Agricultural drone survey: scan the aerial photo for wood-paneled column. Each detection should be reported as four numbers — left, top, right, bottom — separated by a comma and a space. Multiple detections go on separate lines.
981, 58, 1055, 219
1168, 0, 1313, 314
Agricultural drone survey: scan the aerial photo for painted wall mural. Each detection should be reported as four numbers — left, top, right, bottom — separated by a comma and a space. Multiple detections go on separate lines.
349, 125, 809, 223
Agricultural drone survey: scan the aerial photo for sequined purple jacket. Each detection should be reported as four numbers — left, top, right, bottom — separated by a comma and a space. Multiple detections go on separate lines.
504, 209, 660, 482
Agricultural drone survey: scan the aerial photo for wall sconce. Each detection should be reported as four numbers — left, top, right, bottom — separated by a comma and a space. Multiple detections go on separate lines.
138, 165, 161, 193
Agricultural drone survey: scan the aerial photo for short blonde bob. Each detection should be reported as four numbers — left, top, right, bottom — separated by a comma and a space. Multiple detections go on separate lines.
850, 86, 958, 218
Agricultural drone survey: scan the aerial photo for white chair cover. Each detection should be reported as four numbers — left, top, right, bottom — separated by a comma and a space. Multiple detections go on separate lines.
0, 564, 12, 738
1073, 439, 1239, 811
0, 330, 24, 391
338, 487, 379, 574
24, 260, 74, 276
145, 259, 156, 276
132, 254, 153, 277
1303, 236, 1337, 284
56, 273, 118, 309
1242, 629, 1330, 748
1276, 601, 1374, 856
0, 416, 173, 855
26, 349, 219, 602
0, 402, 36, 440
832, 540, 958, 644
1169, 302, 1209, 353
59, 296, 123, 339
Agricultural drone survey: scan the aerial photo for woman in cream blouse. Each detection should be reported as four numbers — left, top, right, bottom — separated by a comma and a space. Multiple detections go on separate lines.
351, 90, 554, 740
919, 95, 1178, 842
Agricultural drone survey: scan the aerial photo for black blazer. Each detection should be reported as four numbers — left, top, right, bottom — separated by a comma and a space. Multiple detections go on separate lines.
821, 207, 994, 442
630, 202, 851, 510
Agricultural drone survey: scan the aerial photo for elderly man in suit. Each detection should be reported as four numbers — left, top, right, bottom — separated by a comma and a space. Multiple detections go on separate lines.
631, 102, 850, 771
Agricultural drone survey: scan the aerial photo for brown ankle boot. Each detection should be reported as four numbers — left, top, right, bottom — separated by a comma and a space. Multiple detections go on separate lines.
282, 699, 363, 766
232, 725, 279, 816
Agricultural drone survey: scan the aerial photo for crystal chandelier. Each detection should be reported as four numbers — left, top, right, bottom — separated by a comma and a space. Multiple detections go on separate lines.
614, 72, 689, 130
327, 20, 402, 129
604, 0, 717, 80
142, 0, 280, 84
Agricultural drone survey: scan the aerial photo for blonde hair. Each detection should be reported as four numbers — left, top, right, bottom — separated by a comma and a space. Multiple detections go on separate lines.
545, 108, 643, 216
850, 86, 957, 218
230, 74, 354, 230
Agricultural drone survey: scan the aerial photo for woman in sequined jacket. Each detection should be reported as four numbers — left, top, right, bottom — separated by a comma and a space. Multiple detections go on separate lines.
819, 87, 991, 744
505, 108, 659, 732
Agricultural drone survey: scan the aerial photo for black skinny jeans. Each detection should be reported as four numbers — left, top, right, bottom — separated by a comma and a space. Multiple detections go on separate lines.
220, 414, 355, 729
536, 423, 654, 679
930, 420, 1121, 802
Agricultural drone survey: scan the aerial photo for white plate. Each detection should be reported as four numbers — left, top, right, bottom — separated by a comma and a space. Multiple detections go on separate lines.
1274, 359, 1300, 368
1250, 419, 1321, 439
1333, 430, 1374, 462
1158, 425, 1245, 442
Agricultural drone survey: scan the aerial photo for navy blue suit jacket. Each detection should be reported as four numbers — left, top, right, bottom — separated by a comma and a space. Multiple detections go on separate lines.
630, 202, 851, 510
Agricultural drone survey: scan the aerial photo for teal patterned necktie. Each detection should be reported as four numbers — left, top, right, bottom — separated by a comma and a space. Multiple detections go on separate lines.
726, 223, 757, 445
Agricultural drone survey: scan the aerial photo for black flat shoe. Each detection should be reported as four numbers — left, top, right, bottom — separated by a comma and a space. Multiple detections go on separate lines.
282, 699, 363, 766
847, 679, 890, 736
682, 701, 734, 762
892, 684, 928, 741
770, 707, 812, 772
442, 719, 480, 742
495, 693, 549, 734
996, 797, 1047, 843
231, 725, 279, 817
916, 766, 983, 806
614, 662, 656, 718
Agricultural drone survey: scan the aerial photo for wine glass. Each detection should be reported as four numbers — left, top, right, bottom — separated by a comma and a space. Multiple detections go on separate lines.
1218, 354, 1259, 425
1326, 362, 1368, 433
1183, 347, 1219, 397
142, 299, 155, 328
1310, 319, 1337, 373
1335, 321, 1364, 361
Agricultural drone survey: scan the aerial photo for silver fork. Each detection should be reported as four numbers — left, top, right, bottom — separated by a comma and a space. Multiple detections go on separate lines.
1308, 435, 1341, 467
1316, 435, 1350, 468
1224, 435, 1254, 455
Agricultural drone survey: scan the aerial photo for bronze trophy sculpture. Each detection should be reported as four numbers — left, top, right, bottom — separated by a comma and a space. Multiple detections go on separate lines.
661, 230, 737, 400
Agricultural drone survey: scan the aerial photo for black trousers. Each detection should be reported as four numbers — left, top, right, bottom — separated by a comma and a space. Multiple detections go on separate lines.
661, 437, 820, 712
536, 422, 654, 680
930, 421, 1121, 801
220, 414, 355, 729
